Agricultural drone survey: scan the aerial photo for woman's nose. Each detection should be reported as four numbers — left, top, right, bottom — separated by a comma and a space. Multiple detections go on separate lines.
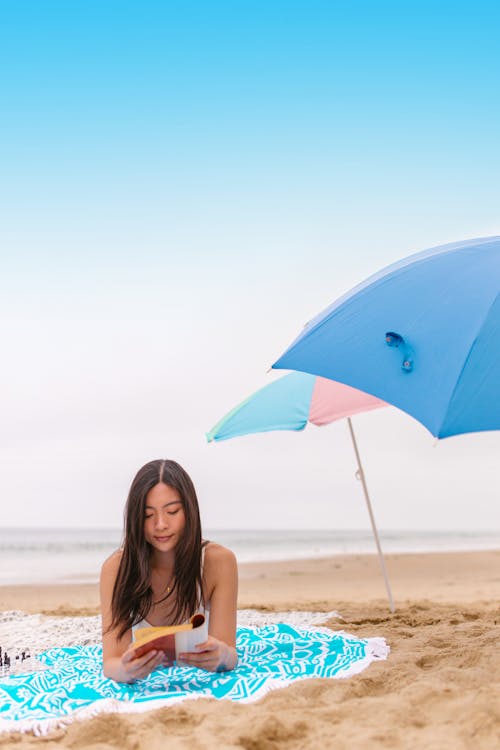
154, 513, 169, 529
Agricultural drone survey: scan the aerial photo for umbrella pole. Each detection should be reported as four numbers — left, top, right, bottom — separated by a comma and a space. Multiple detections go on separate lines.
346, 417, 395, 613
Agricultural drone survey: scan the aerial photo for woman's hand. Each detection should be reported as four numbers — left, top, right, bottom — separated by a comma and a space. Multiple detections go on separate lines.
178, 636, 237, 672
117, 648, 165, 682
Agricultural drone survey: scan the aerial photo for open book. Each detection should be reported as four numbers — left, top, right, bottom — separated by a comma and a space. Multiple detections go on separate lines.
131, 613, 208, 666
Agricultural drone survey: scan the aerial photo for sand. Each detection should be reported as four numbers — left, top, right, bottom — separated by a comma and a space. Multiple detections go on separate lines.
1, 549, 499, 749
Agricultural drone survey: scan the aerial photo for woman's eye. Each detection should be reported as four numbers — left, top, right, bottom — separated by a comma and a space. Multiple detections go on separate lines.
145, 514, 154, 520
168, 509, 180, 516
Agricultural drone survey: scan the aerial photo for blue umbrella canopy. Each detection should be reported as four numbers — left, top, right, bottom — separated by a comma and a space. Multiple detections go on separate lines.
273, 236, 500, 439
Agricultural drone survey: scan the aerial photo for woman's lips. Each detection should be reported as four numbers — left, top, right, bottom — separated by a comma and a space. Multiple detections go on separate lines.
154, 534, 173, 542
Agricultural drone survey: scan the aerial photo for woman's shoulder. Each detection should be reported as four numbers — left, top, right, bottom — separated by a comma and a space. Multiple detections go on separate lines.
100, 548, 123, 580
203, 542, 237, 572
202, 543, 237, 603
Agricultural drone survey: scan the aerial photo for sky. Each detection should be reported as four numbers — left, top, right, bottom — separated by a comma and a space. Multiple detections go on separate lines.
0, 0, 499, 532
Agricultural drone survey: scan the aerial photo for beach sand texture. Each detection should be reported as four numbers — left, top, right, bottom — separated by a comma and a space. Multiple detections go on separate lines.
0, 550, 499, 749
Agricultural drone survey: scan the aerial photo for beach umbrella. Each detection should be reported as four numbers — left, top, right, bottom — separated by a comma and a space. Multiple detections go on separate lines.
207, 371, 396, 612
272, 236, 500, 439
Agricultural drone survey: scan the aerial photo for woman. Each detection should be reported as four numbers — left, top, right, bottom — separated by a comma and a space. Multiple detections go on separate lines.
100, 459, 238, 683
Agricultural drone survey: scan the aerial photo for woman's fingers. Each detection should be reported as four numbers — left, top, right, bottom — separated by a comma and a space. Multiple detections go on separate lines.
179, 652, 211, 663
181, 656, 211, 667
195, 637, 219, 652
181, 638, 218, 660
123, 647, 157, 665
123, 649, 163, 678
193, 639, 214, 651
122, 647, 138, 664
178, 651, 220, 670
123, 644, 227, 676
134, 657, 164, 679
132, 649, 159, 668
178, 637, 224, 671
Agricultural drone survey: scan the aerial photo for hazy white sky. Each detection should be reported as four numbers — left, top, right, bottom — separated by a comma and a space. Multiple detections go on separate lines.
1, 2, 499, 531
2, 231, 498, 532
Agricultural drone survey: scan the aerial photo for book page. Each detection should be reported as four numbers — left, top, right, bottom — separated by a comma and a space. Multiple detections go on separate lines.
174, 618, 208, 660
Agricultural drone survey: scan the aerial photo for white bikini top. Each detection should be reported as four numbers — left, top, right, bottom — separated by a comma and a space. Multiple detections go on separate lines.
132, 545, 210, 640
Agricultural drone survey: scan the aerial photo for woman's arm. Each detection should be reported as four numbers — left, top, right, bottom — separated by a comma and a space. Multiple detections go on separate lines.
178, 544, 238, 672
100, 552, 164, 683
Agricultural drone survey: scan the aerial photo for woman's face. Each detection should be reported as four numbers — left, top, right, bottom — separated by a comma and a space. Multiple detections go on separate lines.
143, 482, 186, 553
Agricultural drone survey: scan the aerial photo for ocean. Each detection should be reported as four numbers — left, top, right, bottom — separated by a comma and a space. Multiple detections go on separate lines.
1, 527, 499, 586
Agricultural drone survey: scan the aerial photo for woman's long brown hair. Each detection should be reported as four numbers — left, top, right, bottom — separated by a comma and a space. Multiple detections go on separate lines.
110, 459, 204, 638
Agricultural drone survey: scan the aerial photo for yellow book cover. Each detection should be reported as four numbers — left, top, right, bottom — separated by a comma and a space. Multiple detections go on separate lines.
131, 613, 207, 666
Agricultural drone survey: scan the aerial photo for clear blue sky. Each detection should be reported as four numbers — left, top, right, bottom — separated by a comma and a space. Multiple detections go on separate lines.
1, 1, 499, 531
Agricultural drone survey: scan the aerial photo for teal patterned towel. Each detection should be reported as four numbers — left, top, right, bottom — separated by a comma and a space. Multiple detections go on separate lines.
0, 624, 389, 735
